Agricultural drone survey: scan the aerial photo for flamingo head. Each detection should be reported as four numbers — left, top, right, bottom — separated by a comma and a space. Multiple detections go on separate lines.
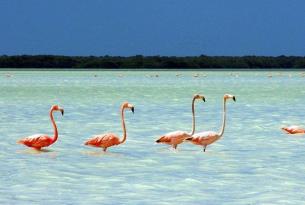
194, 94, 205, 102
122, 102, 135, 114
224, 94, 236, 102
51, 105, 64, 116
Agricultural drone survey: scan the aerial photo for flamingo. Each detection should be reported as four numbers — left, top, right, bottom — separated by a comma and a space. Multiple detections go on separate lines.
17, 105, 64, 150
84, 102, 134, 152
281, 126, 305, 134
185, 94, 236, 152
156, 94, 206, 149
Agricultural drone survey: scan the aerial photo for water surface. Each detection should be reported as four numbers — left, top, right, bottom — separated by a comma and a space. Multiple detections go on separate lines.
1, 70, 305, 204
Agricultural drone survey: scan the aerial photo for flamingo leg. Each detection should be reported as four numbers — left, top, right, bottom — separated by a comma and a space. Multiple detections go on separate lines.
172, 144, 177, 149
103, 147, 107, 152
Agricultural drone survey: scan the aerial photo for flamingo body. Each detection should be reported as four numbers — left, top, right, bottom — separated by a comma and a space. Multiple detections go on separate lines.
186, 131, 220, 151
156, 131, 191, 149
282, 126, 305, 134
84, 133, 121, 151
18, 134, 53, 150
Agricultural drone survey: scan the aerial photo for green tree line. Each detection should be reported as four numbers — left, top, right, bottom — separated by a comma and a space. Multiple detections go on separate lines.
0, 55, 304, 68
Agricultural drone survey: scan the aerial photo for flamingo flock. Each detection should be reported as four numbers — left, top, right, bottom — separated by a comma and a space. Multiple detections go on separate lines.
16, 93, 304, 153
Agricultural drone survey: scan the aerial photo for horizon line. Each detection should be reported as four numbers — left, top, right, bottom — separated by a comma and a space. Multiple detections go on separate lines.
1, 54, 305, 58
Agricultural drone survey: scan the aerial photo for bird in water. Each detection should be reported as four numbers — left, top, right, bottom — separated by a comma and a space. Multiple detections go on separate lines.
281, 126, 305, 134
84, 102, 134, 152
17, 105, 64, 150
185, 94, 235, 152
156, 94, 205, 149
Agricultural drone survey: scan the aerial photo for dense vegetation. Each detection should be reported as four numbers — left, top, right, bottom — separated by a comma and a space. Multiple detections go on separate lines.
0, 55, 304, 69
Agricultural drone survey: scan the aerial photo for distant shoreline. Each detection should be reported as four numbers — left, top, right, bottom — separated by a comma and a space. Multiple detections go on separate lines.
0, 55, 305, 69
0, 68, 305, 72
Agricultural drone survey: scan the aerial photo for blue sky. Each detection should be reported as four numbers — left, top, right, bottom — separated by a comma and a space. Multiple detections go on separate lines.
1, 0, 305, 56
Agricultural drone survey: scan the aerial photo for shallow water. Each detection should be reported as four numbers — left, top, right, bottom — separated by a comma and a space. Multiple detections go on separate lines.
1, 70, 305, 204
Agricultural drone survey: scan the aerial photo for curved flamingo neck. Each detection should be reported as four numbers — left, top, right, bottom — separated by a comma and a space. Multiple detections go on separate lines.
119, 107, 127, 144
218, 98, 227, 137
189, 97, 196, 136
50, 109, 58, 143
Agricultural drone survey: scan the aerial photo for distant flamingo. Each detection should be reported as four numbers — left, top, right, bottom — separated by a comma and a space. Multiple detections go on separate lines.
156, 94, 205, 149
84, 102, 134, 152
17, 105, 64, 150
185, 94, 236, 152
282, 126, 305, 134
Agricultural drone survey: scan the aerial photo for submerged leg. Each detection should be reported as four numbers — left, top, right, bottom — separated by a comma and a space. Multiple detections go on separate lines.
172, 144, 177, 149
203, 145, 207, 152
103, 147, 107, 152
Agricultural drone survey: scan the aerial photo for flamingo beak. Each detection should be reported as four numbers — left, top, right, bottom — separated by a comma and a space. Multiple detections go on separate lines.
202, 97, 205, 102
131, 107, 134, 114
60, 109, 64, 116
233, 96, 236, 102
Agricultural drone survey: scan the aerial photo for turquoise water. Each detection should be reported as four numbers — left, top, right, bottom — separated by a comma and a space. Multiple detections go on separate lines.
1, 70, 305, 204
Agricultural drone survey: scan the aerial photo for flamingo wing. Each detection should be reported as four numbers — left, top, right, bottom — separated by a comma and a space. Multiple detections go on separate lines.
85, 133, 120, 148
156, 135, 171, 143
156, 131, 190, 144
192, 131, 219, 145
18, 134, 53, 148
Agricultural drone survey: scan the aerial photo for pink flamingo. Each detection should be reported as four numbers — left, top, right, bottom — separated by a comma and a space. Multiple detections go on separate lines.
282, 126, 305, 134
84, 102, 134, 152
156, 94, 205, 149
185, 94, 236, 152
17, 105, 64, 150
